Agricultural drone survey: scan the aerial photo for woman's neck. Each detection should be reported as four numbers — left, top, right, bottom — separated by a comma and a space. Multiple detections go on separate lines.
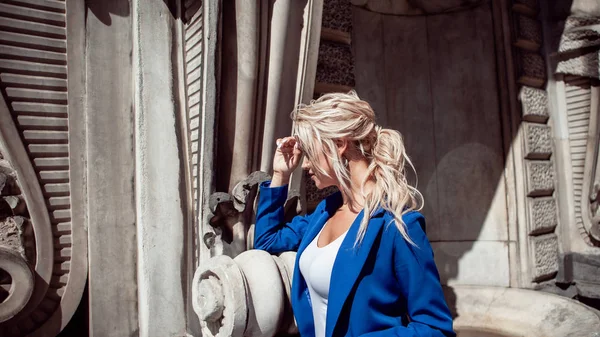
339, 158, 375, 213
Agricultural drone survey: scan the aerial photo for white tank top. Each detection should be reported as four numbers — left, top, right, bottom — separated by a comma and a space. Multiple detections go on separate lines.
298, 225, 349, 337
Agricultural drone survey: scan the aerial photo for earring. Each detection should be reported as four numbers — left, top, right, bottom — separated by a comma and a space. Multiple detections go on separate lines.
343, 157, 349, 168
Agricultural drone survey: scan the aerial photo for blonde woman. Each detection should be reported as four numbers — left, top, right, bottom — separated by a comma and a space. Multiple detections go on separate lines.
254, 91, 455, 337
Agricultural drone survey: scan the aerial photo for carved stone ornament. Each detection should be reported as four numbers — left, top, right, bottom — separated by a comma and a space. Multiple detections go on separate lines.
206, 171, 271, 257
582, 86, 600, 244
193, 169, 301, 336
0, 0, 87, 335
192, 251, 297, 337
556, 15, 600, 79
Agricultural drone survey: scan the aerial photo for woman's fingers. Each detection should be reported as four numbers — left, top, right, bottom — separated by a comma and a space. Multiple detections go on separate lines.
276, 136, 296, 152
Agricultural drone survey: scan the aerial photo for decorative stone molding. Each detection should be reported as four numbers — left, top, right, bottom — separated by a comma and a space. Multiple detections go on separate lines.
511, 0, 560, 283
183, 0, 205, 267
556, 15, 600, 79
527, 197, 558, 235
519, 86, 549, 123
530, 234, 560, 281
0, 0, 87, 335
524, 123, 552, 159
576, 82, 600, 244
525, 161, 555, 197
315, 0, 355, 96
192, 250, 297, 337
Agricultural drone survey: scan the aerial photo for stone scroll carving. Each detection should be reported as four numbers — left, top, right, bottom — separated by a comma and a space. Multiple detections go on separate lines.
0, 1, 87, 336
193, 171, 298, 337
192, 251, 297, 337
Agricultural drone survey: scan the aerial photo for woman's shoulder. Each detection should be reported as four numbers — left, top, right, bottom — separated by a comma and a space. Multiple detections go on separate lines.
381, 209, 428, 245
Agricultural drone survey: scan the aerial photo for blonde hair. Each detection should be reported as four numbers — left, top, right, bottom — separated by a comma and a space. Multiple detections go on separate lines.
291, 91, 423, 246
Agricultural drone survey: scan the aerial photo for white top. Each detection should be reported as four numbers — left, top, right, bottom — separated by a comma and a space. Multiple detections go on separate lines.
298, 225, 348, 337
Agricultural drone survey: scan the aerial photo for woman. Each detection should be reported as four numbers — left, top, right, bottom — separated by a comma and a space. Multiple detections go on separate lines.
254, 91, 455, 337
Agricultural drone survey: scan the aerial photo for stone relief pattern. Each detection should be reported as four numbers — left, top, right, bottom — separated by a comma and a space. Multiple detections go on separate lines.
520, 51, 546, 83
531, 234, 560, 281
564, 76, 597, 246
559, 16, 600, 53
524, 123, 552, 159
517, 15, 542, 48
528, 197, 557, 235
0, 152, 33, 262
0, 1, 73, 335
512, 0, 559, 282
315, 41, 355, 88
184, 1, 203, 267
322, 0, 352, 33
519, 86, 548, 122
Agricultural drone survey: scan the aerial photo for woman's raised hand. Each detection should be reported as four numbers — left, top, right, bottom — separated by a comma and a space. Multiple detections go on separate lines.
272, 136, 302, 186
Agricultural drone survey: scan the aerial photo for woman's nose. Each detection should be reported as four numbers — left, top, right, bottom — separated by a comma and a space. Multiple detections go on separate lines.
301, 157, 310, 170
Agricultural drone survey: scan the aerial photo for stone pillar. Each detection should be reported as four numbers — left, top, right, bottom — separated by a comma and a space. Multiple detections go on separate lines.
217, 0, 261, 192
258, 0, 308, 173
216, 0, 309, 192
132, 0, 188, 336
85, 0, 138, 335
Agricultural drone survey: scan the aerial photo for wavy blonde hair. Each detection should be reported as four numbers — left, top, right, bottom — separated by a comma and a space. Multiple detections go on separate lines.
291, 91, 423, 246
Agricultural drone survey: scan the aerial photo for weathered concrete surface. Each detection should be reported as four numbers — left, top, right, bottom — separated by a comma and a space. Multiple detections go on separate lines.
85, 1, 138, 335
449, 285, 600, 337
132, 0, 187, 335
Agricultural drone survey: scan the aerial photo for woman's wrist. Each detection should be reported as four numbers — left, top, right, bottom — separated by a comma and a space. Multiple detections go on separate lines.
271, 172, 290, 187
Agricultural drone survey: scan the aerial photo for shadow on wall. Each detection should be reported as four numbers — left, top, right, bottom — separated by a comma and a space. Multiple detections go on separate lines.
86, 0, 130, 26
350, 1, 517, 318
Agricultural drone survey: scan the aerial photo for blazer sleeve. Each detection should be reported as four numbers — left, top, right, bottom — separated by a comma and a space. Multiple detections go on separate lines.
361, 212, 456, 337
253, 181, 312, 254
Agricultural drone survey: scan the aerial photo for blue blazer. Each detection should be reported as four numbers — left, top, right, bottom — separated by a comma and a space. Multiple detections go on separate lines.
254, 182, 455, 337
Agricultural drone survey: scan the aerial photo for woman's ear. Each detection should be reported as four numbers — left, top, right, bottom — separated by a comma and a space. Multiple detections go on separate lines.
335, 138, 348, 157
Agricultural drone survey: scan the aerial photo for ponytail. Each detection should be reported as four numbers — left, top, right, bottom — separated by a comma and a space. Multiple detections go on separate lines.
356, 126, 423, 246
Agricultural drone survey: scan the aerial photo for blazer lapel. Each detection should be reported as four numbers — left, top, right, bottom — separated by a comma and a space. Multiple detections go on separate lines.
325, 209, 386, 337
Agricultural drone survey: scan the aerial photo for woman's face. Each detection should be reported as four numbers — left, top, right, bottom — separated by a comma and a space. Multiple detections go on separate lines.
301, 142, 338, 190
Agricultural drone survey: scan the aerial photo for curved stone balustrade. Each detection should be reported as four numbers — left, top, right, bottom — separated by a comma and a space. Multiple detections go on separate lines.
0, 247, 34, 323
450, 285, 600, 336
192, 250, 297, 337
